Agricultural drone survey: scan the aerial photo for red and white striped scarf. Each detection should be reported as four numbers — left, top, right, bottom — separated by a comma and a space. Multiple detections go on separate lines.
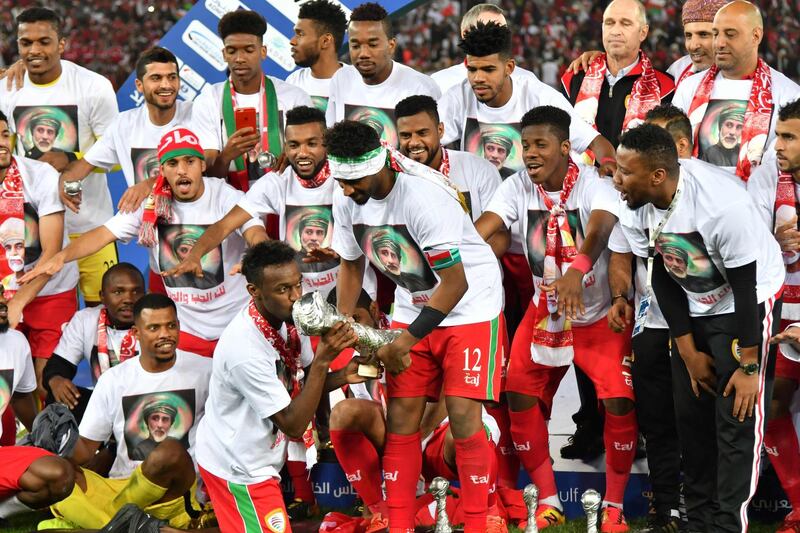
94, 308, 137, 379
0, 158, 25, 287
775, 168, 800, 318
574, 52, 662, 133
248, 299, 302, 396
687, 59, 773, 181
530, 159, 580, 367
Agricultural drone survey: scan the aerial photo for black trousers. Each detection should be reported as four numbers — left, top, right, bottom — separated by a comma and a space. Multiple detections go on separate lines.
631, 327, 681, 516
670, 299, 781, 533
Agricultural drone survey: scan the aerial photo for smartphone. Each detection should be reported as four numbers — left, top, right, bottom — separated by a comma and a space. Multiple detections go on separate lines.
234, 107, 257, 133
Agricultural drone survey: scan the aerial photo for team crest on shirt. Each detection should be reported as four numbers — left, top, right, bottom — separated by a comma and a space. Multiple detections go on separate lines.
731, 338, 741, 362
131, 148, 161, 184
158, 224, 224, 290
121, 390, 195, 461
353, 224, 437, 297
344, 104, 397, 147
12, 105, 79, 160
463, 118, 522, 178
264, 508, 287, 532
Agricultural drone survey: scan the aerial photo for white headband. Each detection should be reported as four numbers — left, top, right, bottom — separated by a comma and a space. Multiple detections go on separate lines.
328, 146, 386, 181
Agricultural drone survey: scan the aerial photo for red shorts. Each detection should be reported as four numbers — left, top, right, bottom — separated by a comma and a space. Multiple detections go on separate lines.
178, 331, 218, 358
501, 253, 535, 313
776, 319, 800, 381
0, 446, 54, 500
421, 422, 456, 481
199, 466, 291, 533
17, 290, 77, 358
387, 314, 507, 402
505, 304, 634, 415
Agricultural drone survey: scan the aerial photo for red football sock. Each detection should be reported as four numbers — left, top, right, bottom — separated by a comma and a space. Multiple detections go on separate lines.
488, 443, 499, 509
486, 403, 521, 488
509, 404, 557, 500
603, 410, 638, 506
286, 460, 315, 503
766, 415, 800, 509
383, 432, 422, 529
329, 429, 384, 508
455, 428, 493, 532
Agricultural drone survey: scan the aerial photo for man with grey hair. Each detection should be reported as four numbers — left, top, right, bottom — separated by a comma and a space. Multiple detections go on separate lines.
672, 0, 800, 180
562, 0, 675, 148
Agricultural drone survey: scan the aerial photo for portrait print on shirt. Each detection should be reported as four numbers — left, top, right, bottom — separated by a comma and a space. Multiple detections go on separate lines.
158, 224, 223, 290
655, 232, 726, 295
344, 104, 398, 147
0, 204, 42, 296
311, 96, 329, 113
0, 369, 12, 416
526, 209, 584, 277
12, 105, 79, 160
697, 100, 746, 168
122, 390, 195, 461
354, 224, 437, 294
463, 119, 522, 179
131, 148, 161, 185
284, 205, 338, 273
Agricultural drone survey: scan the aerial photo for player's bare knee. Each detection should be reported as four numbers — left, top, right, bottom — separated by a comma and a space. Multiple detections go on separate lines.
444, 396, 482, 438
143, 438, 192, 476
23, 456, 75, 506
506, 392, 539, 413
386, 397, 426, 434
330, 399, 377, 430
604, 397, 635, 416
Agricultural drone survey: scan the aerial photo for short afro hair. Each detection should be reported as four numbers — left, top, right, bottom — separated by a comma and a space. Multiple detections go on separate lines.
395, 95, 439, 123
618, 123, 680, 174
17, 7, 62, 38
286, 105, 327, 129
133, 293, 177, 322
520, 105, 571, 143
459, 21, 511, 59
135, 47, 179, 81
242, 241, 298, 286
779, 98, 800, 123
325, 120, 382, 159
349, 2, 393, 39
299, 0, 348, 50
218, 10, 267, 41
102, 262, 145, 292
645, 104, 693, 149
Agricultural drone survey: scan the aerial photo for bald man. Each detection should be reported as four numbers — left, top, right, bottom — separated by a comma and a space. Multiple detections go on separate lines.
561, 0, 675, 148
673, 0, 800, 180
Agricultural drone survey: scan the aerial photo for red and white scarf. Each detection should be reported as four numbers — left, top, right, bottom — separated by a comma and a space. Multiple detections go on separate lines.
295, 160, 331, 189
138, 174, 172, 247
687, 59, 773, 181
248, 299, 302, 396
676, 62, 696, 88
530, 159, 581, 367
0, 158, 25, 286
94, 308, 137, 379
775, 168, 800, 318
574, 52, 662, 133
438, 147, 451, 177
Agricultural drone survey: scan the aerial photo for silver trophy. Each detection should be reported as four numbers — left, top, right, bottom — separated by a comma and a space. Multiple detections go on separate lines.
257, 151, 277, 170
292, 291, 402, 376
581, 489, 602, 533
523, 483, 539, 533
63, 179, 82, 197
428, 477, 453, 533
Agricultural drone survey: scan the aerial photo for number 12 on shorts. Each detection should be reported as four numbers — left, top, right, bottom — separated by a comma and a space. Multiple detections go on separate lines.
463, 347, 482, 371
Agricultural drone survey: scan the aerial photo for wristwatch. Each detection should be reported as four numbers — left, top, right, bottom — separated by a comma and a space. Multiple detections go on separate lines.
739, 362, 759, 375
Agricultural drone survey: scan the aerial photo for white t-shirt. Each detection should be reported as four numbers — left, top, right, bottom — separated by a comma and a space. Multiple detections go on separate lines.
191, 76, 312, 156
439, 75, 599, 174
666, 55, 697, 87
53, 305, 139, 383
238, 167, 339, 297
325, 62, 441, 147
83, 101, 193, 187
332, 173, 503, 326
10, 157, 79, 297
486, 163, 618, 325
0, 61, 118, 234
672, 66, 800, 174
79, 350, 211, 478
608, 224, 668, 329
616, 158, 785, 317
443, 149, 502, 222
103, 178, 262, 340
0, 329, 36, 442
285, 65, 354, 113
431, 63, 541, 96
195, 306, 314, 484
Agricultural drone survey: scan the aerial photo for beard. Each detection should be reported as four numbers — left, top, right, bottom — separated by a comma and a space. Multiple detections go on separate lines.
294, 50, 320, 69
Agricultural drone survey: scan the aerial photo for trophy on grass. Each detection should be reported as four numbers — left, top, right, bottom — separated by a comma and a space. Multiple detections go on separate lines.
292, 291, 401, 377
523, 483, 539, 533
581, 489, 602, 533
429, 477, 453, 533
